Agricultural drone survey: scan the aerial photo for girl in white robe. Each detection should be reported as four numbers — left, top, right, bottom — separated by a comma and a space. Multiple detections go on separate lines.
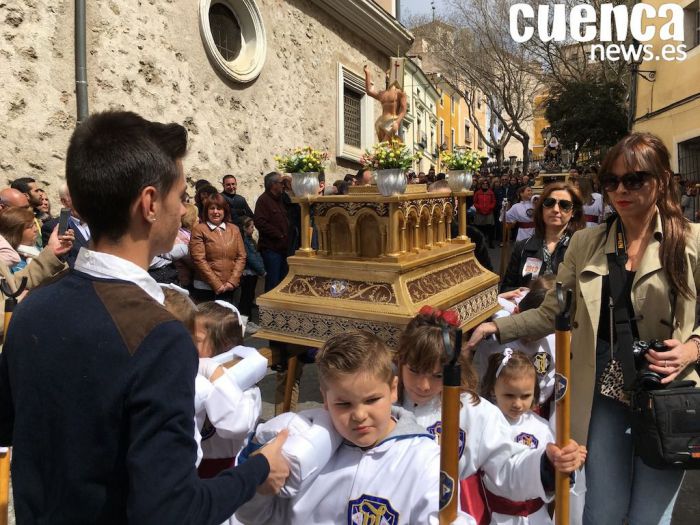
396, 308, 584, 524
480, 350, 554, 525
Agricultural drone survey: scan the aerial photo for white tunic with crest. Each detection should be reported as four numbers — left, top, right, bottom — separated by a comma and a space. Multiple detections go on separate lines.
505, 201, 535, 241
235, 407, 476, 525
402, 392, 549, 502
485, 412, 554, 525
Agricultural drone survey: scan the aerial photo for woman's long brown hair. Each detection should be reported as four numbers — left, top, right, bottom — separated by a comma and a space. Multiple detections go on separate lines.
600, 132, 691, 299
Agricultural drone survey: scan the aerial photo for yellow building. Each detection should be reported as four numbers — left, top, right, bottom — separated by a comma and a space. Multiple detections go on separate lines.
428, 74, 488, 170
532, 91, 550, 158
434, 77, 461, 155
633, 0, 700, 179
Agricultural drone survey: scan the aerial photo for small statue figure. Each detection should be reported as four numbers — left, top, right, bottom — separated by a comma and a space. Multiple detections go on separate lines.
544, 136, 562, 164
364, 63, 408, 142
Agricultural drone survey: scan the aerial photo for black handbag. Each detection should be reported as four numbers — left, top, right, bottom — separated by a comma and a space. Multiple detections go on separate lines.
606, 220, 700, 470
631, 380, 700, 470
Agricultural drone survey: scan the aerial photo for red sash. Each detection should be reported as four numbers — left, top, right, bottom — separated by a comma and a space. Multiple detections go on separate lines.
197, 457, 235, 479
460, 473, 490, 525
517, 221, 536, 229
485, 488, 545, 516
584, 214, 600, 223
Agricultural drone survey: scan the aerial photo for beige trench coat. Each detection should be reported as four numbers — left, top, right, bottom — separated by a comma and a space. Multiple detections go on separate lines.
0, 247, 67, 338
495, 212, 700, 444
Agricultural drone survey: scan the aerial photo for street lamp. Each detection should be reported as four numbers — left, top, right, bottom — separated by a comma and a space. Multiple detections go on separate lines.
628, 38, 657, 131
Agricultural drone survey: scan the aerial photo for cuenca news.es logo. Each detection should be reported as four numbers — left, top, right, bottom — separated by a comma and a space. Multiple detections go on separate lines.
509, 3, 687, 62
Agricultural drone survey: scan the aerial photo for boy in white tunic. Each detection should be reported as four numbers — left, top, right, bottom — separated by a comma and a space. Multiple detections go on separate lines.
235, 330, 475, 525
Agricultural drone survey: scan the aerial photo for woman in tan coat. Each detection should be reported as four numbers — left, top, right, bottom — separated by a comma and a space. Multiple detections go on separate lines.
189, 194, 246, 303
468, 133, 700, 525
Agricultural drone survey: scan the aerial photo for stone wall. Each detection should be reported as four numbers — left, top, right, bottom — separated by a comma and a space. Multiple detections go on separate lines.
1, 0, 388, 206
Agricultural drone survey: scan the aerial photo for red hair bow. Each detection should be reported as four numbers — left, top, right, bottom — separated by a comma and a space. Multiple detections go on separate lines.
419, 305, 460, 327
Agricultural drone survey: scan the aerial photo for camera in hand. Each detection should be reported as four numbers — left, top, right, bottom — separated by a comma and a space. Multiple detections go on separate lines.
632, 339, 668, 390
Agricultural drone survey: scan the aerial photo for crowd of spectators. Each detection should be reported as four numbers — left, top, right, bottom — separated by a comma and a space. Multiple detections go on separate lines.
3, 161, 697, 342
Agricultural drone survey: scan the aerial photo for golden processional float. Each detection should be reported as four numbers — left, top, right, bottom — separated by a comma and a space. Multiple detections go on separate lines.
254, 177, 499, 349
256, 57, 499, 352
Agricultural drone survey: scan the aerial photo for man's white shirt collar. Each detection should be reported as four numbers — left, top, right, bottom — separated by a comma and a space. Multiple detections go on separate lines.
74, 248, 165, 304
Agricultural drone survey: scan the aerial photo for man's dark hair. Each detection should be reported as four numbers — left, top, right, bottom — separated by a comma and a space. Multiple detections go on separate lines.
194, 179, 212, 191
343, 173, 354, 183
518, 287, 548, 312
264, 171, 282, 191
10, 177, 36, 195
436, 172, 446, 181
222, 174, 236, 183
66, 111, 187, 242
195, 185, 218, 207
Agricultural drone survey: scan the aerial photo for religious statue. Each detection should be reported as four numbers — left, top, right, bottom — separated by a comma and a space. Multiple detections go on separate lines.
544, 136, 562, 165
364, 60, 408, 143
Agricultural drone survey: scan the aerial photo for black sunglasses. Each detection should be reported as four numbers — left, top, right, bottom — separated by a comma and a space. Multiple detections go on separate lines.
542, 197, 574, 212
600, 171, 651, 192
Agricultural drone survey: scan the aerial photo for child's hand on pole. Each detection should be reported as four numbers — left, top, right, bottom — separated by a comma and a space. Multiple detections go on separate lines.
546, 440, 586, 473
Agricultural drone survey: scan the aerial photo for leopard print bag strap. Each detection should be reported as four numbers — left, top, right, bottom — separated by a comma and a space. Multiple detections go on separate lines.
598, 296, 630, 405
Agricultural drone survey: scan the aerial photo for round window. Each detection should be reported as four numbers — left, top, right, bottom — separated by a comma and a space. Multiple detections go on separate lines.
209, 4, 242, 61
199, 0, 267, 83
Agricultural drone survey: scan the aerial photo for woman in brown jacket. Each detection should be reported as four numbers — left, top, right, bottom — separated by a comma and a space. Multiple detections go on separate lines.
189, 194, 246, 303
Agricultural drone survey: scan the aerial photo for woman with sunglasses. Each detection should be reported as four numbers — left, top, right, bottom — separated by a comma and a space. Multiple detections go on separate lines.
467, 133, 700, 525
500, 182, 584, 292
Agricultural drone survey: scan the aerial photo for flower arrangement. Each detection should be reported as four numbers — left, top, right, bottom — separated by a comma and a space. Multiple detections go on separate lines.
360, 139, 418, 170
275, 146, 328, 173
441, 148, 482, 172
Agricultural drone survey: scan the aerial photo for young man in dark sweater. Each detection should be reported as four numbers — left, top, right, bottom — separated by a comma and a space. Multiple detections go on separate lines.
222, 174, 254, 227
0, 111, 289, 524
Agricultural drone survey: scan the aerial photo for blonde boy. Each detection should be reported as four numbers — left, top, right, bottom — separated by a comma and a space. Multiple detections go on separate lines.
236, 331, 475, 524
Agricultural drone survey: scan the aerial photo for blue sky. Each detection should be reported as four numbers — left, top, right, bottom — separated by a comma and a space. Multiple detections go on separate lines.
400, 0, 452, 20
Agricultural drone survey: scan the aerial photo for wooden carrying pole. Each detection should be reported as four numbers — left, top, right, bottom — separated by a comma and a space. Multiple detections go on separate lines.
498, 200, 511, 279
554, 282, 573, 525
0, 277, 27, 525
439, 328, 462, 524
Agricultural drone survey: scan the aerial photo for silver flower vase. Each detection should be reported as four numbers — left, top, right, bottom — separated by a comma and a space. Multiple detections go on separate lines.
447, 170, 474, 192
375, 168, 407, 196
291, 172, 319, 197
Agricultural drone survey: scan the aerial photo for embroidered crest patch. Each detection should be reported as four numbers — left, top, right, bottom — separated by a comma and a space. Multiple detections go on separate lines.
427, 421, 466, 458
347, 494, 399, 524
526, 208, 534, 218
439, 471, 455, 510
555, 373, 568, 402
533, 352, 552, 376
515, 432, 539, 449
